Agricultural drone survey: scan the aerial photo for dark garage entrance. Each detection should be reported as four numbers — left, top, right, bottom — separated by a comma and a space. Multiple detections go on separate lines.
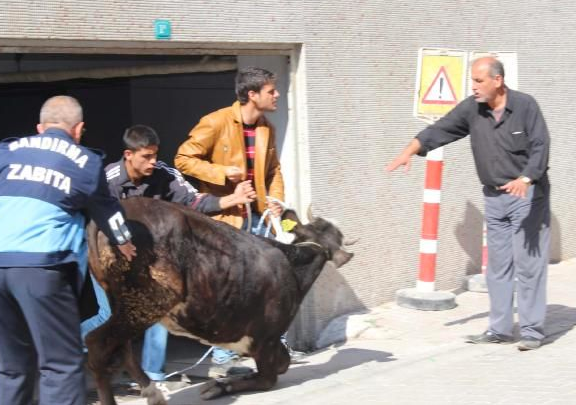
0, 53, 237, 165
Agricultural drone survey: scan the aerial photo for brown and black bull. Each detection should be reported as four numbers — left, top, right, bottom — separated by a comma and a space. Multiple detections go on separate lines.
85, 197, 355, 405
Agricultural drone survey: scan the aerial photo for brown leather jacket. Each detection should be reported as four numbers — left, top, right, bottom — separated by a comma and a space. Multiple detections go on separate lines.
174, 101, 284, 229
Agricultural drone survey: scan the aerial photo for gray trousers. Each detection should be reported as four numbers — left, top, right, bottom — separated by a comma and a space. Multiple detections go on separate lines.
483, 178, 550, 340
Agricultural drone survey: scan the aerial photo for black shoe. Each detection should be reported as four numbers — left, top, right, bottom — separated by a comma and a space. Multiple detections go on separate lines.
465, 331, 513, 344
517, 336, 542, 351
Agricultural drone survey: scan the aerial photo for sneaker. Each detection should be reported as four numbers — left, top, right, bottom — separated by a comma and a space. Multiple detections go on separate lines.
465, 331, 513, 344
126, 378, 189, 392
150, 380, 188, 400
156, 380, 190, 391
517, 336, 542, 351
208, 358, 253, 378
286, 345, 307, 364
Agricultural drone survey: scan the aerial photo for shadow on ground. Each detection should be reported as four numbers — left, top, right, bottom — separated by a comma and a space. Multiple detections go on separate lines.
442, 304, 576, 344
162, 348, 395, 405
444, 311, 490, 327
542, 304, 576, 344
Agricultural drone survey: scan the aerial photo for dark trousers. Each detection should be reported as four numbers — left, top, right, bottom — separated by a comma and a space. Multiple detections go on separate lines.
483, 178, 551, 340
0, 266, 86, 405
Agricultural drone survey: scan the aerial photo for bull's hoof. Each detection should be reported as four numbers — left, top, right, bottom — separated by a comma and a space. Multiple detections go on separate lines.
141, 384, 168, 405
200, 378, 228, 400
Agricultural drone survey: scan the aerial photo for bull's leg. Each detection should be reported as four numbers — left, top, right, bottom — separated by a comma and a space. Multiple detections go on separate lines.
85, 317, 146, 405
200, 338, 289, 400
275, 341, 291, 375
122, 342, 167, 405
91, 371, 117, 405
85, 327, 122, 405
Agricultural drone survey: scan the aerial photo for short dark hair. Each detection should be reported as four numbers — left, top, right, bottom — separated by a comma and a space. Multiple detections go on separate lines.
235, 67, 276, 105
123, 125, 160, 151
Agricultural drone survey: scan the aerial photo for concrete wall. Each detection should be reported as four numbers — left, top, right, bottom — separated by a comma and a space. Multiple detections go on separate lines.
1, 0, 575, 348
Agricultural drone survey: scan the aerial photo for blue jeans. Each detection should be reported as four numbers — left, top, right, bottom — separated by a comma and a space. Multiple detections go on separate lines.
247, 213, 290, 345
141, 323, 168, 380
80, 276, 167, 380
243, 211, 274, 236
80, 274, 110, 341
213, 213, 284, 365
212, 347, 240, 364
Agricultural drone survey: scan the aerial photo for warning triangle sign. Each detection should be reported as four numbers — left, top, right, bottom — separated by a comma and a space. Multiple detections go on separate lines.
422, 66, 458, 105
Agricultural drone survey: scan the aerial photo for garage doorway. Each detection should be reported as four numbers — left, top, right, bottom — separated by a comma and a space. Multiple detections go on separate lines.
0, 53, 292, 168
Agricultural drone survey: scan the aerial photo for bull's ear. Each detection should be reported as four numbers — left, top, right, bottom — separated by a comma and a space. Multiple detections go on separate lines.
331, 250, 354, 267
281, 209, 302, 225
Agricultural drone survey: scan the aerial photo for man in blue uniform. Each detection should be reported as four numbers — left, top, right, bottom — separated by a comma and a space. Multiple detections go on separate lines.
81, 124, 256, 387
0, 95, 136, 405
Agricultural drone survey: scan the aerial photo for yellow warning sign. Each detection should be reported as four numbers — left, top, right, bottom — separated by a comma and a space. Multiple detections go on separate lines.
415, 49, 467, 120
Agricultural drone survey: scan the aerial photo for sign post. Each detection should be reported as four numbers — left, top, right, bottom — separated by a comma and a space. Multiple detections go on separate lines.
396, 48, 467, 311
414, 48, 467, 120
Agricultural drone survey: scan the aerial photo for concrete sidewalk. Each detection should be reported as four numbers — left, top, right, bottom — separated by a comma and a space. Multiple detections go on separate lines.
106, 259, 576, 405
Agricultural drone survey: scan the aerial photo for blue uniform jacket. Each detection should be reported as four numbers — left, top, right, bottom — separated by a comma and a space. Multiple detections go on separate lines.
0, 128, 131, 271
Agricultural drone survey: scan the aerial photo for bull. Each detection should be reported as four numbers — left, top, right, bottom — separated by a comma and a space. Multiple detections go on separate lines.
85, 197, 355, 405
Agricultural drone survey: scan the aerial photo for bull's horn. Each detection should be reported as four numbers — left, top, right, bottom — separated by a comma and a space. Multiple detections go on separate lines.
307, 204, 315, 222
343, 237, 360, 246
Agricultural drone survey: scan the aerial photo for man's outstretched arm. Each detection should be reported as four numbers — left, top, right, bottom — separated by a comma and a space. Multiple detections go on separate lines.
386, 138, 422, 173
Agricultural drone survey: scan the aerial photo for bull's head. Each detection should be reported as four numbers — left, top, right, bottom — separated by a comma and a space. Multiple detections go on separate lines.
282, 205, 357, 268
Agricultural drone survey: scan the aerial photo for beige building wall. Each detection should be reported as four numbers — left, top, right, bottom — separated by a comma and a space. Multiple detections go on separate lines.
1, 1, 575, 348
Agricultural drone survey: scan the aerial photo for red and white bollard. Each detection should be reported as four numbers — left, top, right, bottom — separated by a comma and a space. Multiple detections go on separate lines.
396, 146, 456, 310
417, 147, 444, 292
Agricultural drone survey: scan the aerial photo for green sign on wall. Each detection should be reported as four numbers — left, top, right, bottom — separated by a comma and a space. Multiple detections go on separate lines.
154, 20, 172, 40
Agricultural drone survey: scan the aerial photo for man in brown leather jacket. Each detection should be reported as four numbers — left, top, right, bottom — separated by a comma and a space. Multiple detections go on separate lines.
174, 66, 284, 230
175, 66, 304, 375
